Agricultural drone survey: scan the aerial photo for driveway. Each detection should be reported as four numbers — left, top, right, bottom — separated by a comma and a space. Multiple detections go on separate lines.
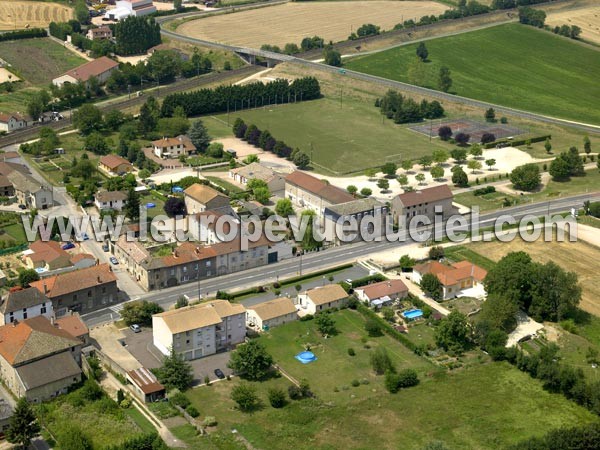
122, 327, 233, 384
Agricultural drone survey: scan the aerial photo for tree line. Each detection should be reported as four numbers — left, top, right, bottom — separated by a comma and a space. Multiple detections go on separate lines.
114, 16, 161, 55
160, 77, 321, 117
0, 28, 47, 42
376, 89, 445, 124
232, 118, 310, 169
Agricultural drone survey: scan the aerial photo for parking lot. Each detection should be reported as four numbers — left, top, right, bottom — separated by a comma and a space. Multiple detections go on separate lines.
121, 327, 233, 384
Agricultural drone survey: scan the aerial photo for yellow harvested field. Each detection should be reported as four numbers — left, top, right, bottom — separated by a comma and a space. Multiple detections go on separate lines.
178, 1, 449, 48
469, 238, 600, 317
546, 6, 600, 45
0, 1, 73, 30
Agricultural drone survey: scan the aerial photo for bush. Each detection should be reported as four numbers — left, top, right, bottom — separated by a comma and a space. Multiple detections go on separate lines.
347, 348, 356, 356
288, 385, 302, 400
473, 186, 496, 196
365, 319, 383, 337
169, 391, 191, 409
185, 405, 200, 418
268, 388, 287, 408
351, 379, 360, 387
203, 416, 217, 427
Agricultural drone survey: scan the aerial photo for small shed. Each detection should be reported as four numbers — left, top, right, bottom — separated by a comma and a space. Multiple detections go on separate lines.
126, 367, 165, 403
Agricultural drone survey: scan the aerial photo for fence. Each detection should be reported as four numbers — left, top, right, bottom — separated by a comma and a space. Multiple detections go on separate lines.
0, 243, 27, 257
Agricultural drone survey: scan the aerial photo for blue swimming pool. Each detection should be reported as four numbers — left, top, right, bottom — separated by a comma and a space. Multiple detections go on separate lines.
402, 309, 424, 320
295, 351, 317, 364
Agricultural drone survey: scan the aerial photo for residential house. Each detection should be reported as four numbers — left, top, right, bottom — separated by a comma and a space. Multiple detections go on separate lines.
29, 264, 119, 316
246, 297, 297, 331
297, 284, 348, 314
187, 210, 239, 244
86, 26, 112, 40
0, 316, 82, 402
152, 136, 195, 159
113, 235, 284, 291
6, 171, 53, 209
23, 240, 72, 271
0, 393, 13, 438
94, 190, 127, 211
355, 279, 409, 307
52, 56, 119, 87
105, 0, 157, 20
412, 260, 487, 300
98, 154, 133, 176
70, 253, 97, 270
229, 162, 286, 193
184, 183, 231, 215
285, 171, 354, 216
0, 175, 14, 197
55, 313, 89, 345
126, 367, 165, 403
323, 197, 388, 245
391, 184, 456, 227
152, 300, 246, 360
0, 287, 53, 325
0, 113, 28, 133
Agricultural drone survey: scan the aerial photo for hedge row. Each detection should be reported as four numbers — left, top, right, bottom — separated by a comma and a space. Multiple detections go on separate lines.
0, 28, 47, 42
473, 186, 496, 196
483, 134, 551, 149
356, 304, 421, 354
279, 263, 354, 287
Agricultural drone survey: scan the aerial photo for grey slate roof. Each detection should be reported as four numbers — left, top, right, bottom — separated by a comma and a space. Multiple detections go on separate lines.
0, 288, 50, 315
16, 351, 81, 390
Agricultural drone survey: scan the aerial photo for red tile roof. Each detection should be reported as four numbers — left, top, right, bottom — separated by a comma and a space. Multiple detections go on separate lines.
414, 260, 487, 287
285, 171, 354, 205
27, 240, 70, 264
99, 154, 132, 170
55, 314, 89, 339
356, 279, 408, 300
395, 184, 453, 208
29, 264, 117, 298
64, 56, 119, 83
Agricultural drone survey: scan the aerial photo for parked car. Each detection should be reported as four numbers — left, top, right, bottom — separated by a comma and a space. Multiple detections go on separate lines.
110, 256, 119, 265
130, 324, 141, 333
102, 243, 109, 252
61, 242, 75, 250
82, 232, 90, 241
345, 278, 353, 285
214, 368, 225, 379
18, 204, 26, 210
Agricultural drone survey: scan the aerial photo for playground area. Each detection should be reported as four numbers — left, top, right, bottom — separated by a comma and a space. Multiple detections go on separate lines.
410, 118, 524, 143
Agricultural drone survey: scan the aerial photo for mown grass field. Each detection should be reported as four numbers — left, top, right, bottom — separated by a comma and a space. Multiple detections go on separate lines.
205, 96, 452, 174
345, 23, 600, 125
183, 309, 598, 450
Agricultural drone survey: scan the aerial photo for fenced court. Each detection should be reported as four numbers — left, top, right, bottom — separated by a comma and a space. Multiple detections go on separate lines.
410, 118, 524, 143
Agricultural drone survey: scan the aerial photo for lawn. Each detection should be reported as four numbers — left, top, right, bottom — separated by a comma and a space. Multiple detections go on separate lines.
205, 176, 244, 194
184, 350, 597, 449
444, 244, 497, 271
207, 97, 452, 174
344, 23, 600, 125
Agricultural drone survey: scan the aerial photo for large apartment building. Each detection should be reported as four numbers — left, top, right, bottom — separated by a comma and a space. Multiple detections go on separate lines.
152, 300, 246, 360
285, 171, 354, 216
391, 184, 456, 226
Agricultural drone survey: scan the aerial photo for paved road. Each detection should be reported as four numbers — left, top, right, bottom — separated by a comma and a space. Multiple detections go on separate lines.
82, 191, 600, 327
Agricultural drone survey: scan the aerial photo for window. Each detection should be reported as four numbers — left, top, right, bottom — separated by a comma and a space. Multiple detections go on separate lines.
186, 340, 190, 345
88, 290, 92, 297
206, 261, 211, 267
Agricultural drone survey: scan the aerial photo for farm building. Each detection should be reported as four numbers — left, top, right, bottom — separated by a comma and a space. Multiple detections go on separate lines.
104, 0, 157, 20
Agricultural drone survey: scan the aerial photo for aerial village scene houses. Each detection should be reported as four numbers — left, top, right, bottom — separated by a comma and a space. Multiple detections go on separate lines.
0, 0, 597, 447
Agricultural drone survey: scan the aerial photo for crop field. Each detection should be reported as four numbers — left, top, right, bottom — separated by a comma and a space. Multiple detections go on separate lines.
177, 1, 449, 48
205, 96, 452, 174
468, 238, 600, 317
0, 37, 85, 85
345, 23, 600, 125
0, 1, 72, 30
546, 6, 600, 45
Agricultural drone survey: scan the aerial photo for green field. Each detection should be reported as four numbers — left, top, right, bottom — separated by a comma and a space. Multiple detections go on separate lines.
345, 24, 600, 125
205, 96, 452, 174
182, 309, 597, 450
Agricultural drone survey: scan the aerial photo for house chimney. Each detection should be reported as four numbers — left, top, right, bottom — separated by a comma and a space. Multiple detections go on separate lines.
43, 282, 48, 294
173, 249, 178, 258
97, 276, 101, 284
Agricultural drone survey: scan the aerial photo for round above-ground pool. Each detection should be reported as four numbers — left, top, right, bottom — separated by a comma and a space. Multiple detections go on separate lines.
295, 351, 317, 364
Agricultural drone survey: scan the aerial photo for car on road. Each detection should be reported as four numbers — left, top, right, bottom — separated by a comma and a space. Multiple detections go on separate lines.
345, 278, 353, 285
130, 324, 141, 333
214, 368, 225, 379
102, 243, 109, 252
61, 242, 75, 250
110, 256, 119, 265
